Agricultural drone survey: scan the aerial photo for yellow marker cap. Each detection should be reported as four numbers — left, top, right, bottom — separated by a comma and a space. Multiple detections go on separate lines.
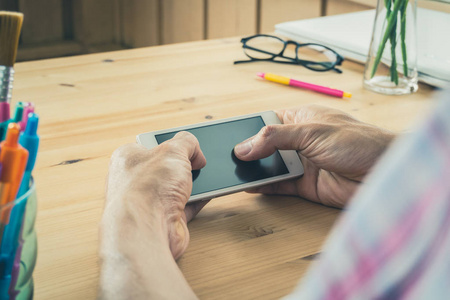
264, 73, 290, 85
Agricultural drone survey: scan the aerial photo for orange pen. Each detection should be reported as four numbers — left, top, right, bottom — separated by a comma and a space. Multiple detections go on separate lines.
0, 123, 28, 224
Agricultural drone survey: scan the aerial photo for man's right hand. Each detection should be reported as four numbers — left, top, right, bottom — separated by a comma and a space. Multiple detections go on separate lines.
234, 105, 395, 208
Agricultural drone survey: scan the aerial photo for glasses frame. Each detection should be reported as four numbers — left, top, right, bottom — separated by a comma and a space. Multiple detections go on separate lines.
234, 34, 344, 73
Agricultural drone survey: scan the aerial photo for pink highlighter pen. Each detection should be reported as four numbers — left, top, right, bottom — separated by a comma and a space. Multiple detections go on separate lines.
18, 102, 35, 132
257, 72, 352, 99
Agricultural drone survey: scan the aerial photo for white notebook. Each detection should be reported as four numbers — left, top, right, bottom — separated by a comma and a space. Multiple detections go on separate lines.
275, 8, 450, 88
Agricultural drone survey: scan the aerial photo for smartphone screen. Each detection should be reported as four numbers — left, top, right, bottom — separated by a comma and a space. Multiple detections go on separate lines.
155, 116, 289, 196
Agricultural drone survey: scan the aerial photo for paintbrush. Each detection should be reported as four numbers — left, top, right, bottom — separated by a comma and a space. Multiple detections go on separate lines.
0, 11, 23, 104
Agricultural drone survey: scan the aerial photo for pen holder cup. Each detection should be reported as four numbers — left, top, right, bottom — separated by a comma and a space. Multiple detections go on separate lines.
0, 179, 37, 300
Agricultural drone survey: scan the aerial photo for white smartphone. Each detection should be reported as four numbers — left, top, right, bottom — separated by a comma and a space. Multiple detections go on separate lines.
136, 111, 304, 202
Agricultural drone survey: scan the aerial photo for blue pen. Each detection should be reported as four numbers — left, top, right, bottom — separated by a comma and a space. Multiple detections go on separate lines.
16, 114, 39, 198
0, 114, 38, 299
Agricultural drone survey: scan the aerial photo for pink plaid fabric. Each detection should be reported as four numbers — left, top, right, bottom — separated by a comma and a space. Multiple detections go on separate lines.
286, 91, 450, 300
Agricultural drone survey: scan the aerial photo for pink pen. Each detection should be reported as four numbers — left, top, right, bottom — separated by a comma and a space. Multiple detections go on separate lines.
18, 102, 35, 132
257, 72, 352, 99
0, 102, 9, 123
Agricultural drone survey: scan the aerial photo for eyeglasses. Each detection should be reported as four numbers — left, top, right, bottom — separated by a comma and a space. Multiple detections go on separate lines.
234, 34, 344, 73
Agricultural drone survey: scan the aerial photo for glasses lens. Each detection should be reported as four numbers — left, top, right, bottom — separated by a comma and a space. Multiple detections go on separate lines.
297, 45, 339, 70
244, 36, 285, 59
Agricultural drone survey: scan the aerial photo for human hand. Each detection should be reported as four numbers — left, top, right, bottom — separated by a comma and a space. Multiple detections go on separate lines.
234, 105, 395, 208
103, 132, 208, 260
100, 132, 204, 299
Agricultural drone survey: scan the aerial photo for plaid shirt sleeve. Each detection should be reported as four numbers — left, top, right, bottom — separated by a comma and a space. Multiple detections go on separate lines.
285, 90, 450, 300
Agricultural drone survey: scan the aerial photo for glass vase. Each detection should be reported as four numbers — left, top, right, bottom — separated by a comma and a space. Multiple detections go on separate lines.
0, 179, 37, 300
363, 0, 418, 95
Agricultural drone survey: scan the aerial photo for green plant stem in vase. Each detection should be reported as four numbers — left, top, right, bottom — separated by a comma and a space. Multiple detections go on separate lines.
364, 0, 418, 95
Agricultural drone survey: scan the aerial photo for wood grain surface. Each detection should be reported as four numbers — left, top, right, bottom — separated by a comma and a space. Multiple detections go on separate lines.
13, 37, 437, 299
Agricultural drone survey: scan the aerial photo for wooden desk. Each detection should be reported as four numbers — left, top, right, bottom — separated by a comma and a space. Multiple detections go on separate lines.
14, 37, 436, 299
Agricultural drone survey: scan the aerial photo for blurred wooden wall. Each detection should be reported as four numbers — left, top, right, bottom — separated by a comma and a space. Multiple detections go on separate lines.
0, 0, 448, 61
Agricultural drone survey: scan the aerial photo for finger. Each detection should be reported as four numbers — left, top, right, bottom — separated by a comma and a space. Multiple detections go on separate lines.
168, 131, 207, 170
185, 200, 210, 222
234, 123, 310, 161
275, 109, 296, 125
276, 105, 338, 125
275, 109, 287, 123
293, 155, 321, 202
246, 154, 322, 204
